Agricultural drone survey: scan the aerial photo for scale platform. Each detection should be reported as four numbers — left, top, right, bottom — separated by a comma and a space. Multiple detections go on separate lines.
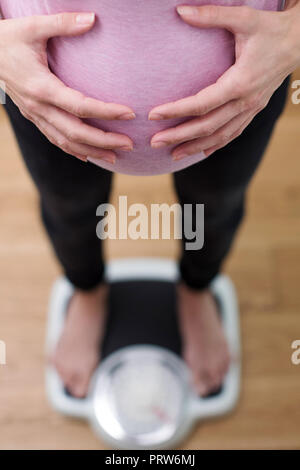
46, 258, 241, 450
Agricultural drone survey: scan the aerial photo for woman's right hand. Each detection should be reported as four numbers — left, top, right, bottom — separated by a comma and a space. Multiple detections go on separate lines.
0, 12, 135, 163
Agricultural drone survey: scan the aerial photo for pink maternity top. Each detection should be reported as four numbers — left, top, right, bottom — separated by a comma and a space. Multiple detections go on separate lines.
1, 0, 282, 175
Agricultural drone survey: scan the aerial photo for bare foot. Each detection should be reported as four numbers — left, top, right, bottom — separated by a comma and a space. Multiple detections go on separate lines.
51, 283, 108, 398
177, 283, 231, 397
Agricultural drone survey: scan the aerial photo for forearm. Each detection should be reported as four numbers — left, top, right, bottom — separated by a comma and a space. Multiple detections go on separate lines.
279, 0, 300, 72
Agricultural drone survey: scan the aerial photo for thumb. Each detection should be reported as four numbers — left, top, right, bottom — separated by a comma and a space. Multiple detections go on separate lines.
176, 5, 259, 35
23, 12, 96, 41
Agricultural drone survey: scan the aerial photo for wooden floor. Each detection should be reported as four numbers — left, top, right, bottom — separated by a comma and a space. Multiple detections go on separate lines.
0, 74, 300, 450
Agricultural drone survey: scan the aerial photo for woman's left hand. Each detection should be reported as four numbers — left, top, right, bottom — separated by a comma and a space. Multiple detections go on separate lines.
149, 3, 300, 160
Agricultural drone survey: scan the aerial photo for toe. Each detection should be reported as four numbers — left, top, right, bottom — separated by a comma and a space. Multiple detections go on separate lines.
193, 370, 213, 397
194, 366, 224, 397
67, 372, 89, 399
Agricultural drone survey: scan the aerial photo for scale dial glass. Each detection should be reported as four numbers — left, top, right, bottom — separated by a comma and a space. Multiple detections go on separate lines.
92, 346, 190, 448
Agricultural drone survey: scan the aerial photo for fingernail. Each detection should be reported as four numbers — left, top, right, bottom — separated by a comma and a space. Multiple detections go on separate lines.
87, 155, 115, 164
173, 152, 189, 161
102, 156, 116, 164
176, 6, 196, 16
149, 113, 164, 121
119, 145, 133, 151
118, 112, 136, 120
151, 141, 168, 149
76, 12, 95, 25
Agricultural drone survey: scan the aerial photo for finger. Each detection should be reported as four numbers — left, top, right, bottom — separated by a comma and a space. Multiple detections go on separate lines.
23, 12, 96, 41
35, 116, 116, 163
203, 113, 256, 158
39, 103, 134, 150
172, 110, 253, 160
151, 99, 241, 148
148, 67, 236, 121
176, 5, 259, 35
40, 73, 136, 121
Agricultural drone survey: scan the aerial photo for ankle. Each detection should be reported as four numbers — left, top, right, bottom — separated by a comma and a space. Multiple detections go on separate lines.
76, 282, 108, 299
178, 281, 211, 300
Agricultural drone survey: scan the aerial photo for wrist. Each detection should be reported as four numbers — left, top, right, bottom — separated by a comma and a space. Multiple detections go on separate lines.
283, 2, 300, 70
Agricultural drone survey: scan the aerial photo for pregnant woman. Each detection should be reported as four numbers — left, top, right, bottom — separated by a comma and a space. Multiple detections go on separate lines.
0, 0, 298, 397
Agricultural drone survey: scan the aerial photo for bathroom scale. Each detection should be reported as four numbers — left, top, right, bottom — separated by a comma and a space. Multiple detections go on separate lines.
45, 258, 241, 450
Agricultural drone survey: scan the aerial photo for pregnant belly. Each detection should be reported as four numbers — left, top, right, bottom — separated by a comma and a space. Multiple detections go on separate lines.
2, 0, 281, 176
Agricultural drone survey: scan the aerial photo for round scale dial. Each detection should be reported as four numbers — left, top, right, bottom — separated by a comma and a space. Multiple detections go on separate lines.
92, 346, 190, 448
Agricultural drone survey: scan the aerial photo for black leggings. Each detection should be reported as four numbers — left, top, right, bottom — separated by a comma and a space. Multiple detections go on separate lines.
4, 78, 290, 291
